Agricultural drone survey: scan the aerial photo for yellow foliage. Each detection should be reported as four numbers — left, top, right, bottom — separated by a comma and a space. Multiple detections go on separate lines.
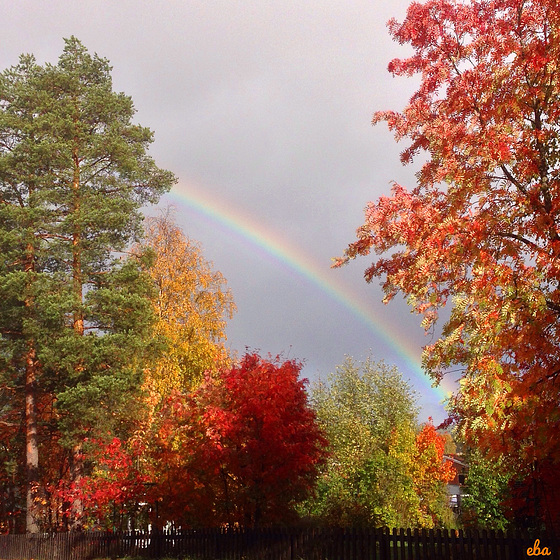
141, 212, 236, 395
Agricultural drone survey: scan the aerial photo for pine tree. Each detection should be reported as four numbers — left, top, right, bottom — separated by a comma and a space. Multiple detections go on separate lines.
0, 37, 175, 532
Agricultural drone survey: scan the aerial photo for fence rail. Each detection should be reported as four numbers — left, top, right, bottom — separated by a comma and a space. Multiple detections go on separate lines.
0, 527, 557, 560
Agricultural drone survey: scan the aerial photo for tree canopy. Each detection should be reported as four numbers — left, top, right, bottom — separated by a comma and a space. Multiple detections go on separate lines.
304, 357, 454, 528
336, 0, 560, 531
74, 353, 328, 530
140, 211, 236, 395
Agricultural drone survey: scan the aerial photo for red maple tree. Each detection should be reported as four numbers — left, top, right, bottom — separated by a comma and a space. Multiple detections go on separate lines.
336, 0, 560, 531
148, 353, 328, 528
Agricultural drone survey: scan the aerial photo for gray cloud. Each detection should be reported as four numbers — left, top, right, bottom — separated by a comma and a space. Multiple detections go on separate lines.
1, 0, 448, 422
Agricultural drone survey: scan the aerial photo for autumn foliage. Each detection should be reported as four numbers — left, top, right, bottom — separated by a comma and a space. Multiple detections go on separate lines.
193, 353, 328, 527
0, 31, 468, 535
74, 353, 328, 530
141, 213, 236, 394
307, 358, 455, 529
413, 421, 456, 525
55, 438, 149, 530
337, 0, 560, 531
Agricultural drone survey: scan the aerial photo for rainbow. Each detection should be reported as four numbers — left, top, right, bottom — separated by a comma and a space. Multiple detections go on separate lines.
166, 181, 454, 403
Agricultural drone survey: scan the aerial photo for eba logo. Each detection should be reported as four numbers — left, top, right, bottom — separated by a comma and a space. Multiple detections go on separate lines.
527, 539, 551, 556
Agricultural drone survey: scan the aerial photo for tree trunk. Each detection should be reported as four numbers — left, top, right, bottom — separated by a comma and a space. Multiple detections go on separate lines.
69, 442, 84, 530
72, 153, 84, 338
69, 147, 84, 531
24, 241, 40, 534
25, 340, 40, 534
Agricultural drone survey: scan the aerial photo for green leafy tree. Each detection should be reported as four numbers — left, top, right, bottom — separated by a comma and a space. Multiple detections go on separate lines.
461, 448, 512, 531
0, 37, 174, 532
305, 358, 412, 527
304, 357, 455, 528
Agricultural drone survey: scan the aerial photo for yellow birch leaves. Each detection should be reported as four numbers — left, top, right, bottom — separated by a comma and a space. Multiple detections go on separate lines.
141, 213, 236, 395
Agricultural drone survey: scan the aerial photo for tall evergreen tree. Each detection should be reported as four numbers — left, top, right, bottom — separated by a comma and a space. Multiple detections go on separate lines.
0, 38, 175, 532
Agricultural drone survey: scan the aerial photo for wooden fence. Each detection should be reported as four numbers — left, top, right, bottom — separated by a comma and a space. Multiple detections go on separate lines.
0, 527, 557, 560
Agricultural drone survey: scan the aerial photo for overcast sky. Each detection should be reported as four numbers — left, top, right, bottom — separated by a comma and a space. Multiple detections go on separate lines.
2, 1, 454, 423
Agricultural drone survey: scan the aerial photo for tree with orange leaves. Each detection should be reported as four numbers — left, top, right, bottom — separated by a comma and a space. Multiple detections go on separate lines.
336, 0, 560, 531
413, 420, 456, 526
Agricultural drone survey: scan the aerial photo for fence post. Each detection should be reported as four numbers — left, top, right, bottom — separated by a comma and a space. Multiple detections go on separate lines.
382, 526, 391, 560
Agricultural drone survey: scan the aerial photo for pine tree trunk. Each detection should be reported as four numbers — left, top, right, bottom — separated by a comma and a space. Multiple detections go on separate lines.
24, 241, 40, 534
69, 149, 84, 531
72, 150, 84, 338
69, 442, 83, 529
25, 340, 40, 534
